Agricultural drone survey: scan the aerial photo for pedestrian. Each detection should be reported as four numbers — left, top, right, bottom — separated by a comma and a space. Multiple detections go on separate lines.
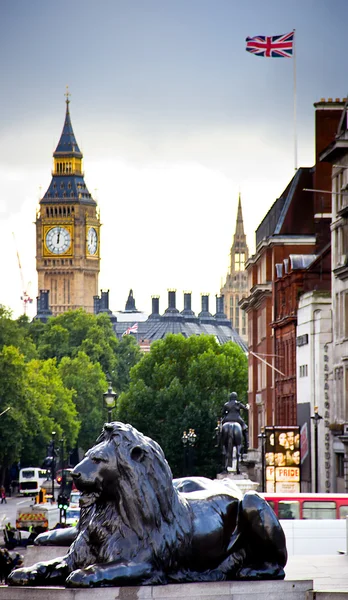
0, 486, 7, 504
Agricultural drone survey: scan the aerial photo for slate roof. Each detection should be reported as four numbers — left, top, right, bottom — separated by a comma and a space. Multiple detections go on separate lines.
40, 99, 96, 207
42, 175, 95, 206
54, 99, 82, 157
110, 291, 248, 352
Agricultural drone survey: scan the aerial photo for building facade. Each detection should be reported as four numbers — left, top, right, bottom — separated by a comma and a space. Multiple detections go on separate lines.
36, 95, 100, 316
320, 97, 348, 492
241, 99, 344, 450
221, 195, 249, 343
296, 291, 333, 492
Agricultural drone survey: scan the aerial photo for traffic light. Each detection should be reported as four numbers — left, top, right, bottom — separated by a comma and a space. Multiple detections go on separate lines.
57, 494, 69, 510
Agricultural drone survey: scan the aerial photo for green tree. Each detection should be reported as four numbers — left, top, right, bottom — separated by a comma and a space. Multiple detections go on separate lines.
0, 347, 79, 477
115, 334, 142, 391
116, 334, 248, 477
59, 352, 108, 452
0, 306, 37, 360
0, 346, 31, 477
33, 309, 142, 393
26, 358, 80, 463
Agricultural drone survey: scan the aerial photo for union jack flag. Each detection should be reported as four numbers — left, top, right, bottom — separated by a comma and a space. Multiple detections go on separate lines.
122, 323, 138, 336
246, 31, 294, 58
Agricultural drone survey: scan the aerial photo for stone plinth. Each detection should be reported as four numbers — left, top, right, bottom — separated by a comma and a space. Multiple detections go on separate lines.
216, 472, 259, 494
0, 580, 313, 599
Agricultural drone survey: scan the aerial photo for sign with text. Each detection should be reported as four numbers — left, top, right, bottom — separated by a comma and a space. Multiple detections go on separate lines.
264, 426, 301, 492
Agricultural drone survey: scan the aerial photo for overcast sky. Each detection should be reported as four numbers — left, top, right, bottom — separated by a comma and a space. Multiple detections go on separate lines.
1, 0, 347, 318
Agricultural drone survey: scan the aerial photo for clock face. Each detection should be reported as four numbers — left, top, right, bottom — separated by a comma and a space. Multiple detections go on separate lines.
45, 226, 71, 254
87, 227, 98, 255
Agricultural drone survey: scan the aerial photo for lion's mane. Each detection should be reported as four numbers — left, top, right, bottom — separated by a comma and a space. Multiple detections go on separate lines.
65, 423, 193, 579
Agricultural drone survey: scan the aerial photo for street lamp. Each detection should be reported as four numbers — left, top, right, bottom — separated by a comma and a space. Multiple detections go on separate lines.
60, 438, 65, 490
51, 431, 56, 502
258, 428, 266, 492
181, 430, 188, 475
103, 380, 117, 423
187, 429, 197, 475
311, 406, 323, 493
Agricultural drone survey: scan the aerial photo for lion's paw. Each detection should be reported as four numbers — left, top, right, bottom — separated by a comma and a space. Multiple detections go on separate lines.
66, 567, 98, 588
8, 567, 39, 586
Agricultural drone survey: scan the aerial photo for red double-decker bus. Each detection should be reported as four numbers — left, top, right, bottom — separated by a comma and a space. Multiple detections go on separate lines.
263, 492, 348, 520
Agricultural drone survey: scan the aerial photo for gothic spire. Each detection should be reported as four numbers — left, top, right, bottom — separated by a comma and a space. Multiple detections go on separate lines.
234, 193, 245, 239
54, 88, 82, 158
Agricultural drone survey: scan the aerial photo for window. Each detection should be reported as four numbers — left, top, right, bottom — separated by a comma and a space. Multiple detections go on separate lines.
51, 279, 57, 304
257, 363, 262, 392
302, 501, 336, 519
337, 453, 344, 478
278, 501, 300, 519
339, 505, 348, 519
261, 362, 266, 389
248, 364, 253, 393
299, 365, 308, 377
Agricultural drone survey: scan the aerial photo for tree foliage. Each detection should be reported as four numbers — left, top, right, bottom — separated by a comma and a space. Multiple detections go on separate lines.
0, 307, 37, 360
116, 334, 248, 477
0, 307, 142, 478
0, 346, 79, 474
58, 352, 107, 452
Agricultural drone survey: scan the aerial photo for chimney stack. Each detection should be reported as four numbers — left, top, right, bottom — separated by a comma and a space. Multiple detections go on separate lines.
198, 294, 214, 323
181, 291, 198, 322
34, 290, 52, 323
149, 295, 160, 320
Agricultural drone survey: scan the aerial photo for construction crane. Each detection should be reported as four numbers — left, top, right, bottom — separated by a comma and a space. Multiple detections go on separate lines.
12, 232, 33, 315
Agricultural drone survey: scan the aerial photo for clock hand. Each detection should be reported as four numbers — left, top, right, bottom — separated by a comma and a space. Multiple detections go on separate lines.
57, 228, 60, 244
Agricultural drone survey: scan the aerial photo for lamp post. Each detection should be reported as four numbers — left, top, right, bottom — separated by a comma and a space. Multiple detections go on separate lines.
311, 406, 323, 493
187, 429, 197, 475
60, 438, 65, 490
103, 380, 117, 423
181, 430, 188, 475
51, 431, 56, 502
59, 438, 65, 523
258, 428, 266, 492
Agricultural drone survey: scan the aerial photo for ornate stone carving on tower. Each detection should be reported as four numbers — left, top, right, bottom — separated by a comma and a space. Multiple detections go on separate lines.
36, 92, 100, 315
220, 194, 249, 343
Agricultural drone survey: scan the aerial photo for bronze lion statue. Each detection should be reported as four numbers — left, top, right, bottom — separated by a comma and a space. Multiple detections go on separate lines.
9, 422, 287, 588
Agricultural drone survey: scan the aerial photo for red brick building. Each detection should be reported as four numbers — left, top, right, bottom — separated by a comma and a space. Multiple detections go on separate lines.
241, 99, 344, 448
272, 247, 331, 426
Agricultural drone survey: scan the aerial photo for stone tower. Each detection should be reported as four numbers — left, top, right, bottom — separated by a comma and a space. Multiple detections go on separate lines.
220, 194, 249, 342
36, 93, 100, 315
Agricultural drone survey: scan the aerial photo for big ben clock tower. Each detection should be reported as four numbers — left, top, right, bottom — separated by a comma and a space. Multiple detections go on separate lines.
36, 92, 100, 315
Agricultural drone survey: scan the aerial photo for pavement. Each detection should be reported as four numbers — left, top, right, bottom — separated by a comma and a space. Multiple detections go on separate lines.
285, 553, 348, 592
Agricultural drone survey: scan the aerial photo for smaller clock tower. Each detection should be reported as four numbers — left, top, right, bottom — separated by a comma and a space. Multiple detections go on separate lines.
36, 92, 100, 315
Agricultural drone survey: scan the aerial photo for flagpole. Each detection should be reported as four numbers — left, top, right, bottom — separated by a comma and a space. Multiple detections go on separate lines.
293, 29, 297, 171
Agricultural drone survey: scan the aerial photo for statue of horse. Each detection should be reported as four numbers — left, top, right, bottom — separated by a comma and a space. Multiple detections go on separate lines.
219, 421, 243, 474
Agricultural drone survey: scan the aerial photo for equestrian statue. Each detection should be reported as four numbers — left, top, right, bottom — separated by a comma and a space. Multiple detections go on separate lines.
217, 392, 249, 473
